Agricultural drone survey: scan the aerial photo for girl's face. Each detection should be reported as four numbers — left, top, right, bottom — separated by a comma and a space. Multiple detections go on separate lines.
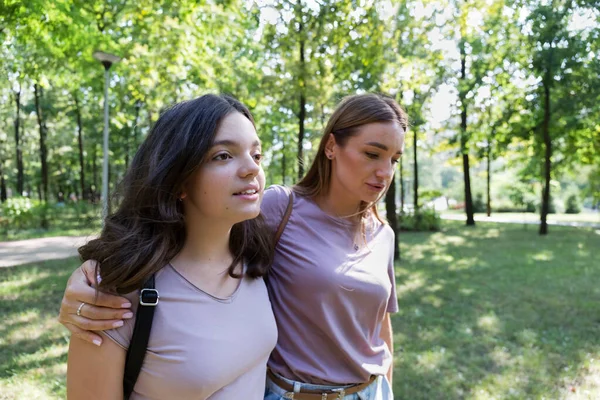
182, 112, 265, 225
326, 121, 405, 205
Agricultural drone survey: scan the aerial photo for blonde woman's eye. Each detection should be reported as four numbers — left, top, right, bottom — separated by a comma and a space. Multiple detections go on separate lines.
365, 152, 379, 159
392, 158, 400, 165
213, 153, 231, 161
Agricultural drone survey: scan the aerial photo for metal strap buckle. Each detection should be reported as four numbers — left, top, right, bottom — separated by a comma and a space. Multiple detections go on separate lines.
139, 288, 159, 306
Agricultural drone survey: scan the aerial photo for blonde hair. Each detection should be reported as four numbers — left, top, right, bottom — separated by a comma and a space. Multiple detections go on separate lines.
295, 93, 408, 225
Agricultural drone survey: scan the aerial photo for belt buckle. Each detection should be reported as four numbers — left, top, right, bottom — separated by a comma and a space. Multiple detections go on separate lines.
283, 393, 294, 399
333, 388, 345, 399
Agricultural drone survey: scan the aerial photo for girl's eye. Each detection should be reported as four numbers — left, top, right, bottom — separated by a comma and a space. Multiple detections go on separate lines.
213, 153, 232, 161
365, 152, 379, 159
392, 158, 400, 165
253, 153, 263, 163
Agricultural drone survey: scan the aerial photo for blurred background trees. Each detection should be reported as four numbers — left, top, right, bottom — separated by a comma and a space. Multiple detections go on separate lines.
0, 0, 598, 239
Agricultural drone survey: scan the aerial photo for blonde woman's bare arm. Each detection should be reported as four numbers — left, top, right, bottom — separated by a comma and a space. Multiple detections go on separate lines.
380, 313, 394, 384
67, 334, 125, 400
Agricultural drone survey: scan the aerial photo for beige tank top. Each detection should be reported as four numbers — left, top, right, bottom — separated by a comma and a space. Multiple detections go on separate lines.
102, 264, 277, 399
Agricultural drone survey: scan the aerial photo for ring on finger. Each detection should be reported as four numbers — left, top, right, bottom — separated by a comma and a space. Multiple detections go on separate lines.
76, 302, 86, 317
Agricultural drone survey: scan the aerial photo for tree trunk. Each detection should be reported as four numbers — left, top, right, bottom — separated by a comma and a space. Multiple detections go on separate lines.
297, 91, 306, 180
282, 151, 287, 185
385, 173, 400, 260
14, 87, 24, 196
486, 139, 491, 217
92, 144, 98, 203
107, 161, 112, 215
296, 3, 306, 180
413, 128, 419, 213
400, 156, 405, 213
34, 83, 49, 203
459, 39, 475, 226
0, 161, 6, 202
539, 76, 552, 235
74, 93, 86, 201
126, 101, 142, 170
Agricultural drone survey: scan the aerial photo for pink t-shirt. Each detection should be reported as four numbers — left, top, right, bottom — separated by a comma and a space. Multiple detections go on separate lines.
262, 185, 398, 385
102, 264, 277, 399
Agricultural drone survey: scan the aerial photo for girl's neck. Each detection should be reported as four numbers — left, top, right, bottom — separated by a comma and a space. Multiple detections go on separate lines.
314, 188, 361, 221
172, 219, 233, 273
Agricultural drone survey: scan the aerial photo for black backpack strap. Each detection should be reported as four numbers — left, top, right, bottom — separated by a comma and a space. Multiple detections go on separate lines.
123, 274, 159, 399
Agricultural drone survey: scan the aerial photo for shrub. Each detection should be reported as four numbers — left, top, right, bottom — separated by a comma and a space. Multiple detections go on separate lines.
0, 197, 49, 230
400, 208, 441, 232
473, 193, 486, 213
565, 194, 581, 214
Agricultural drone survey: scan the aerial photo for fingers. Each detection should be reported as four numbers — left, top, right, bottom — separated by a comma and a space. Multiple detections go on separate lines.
69, 314, 125, 331
88, 290, 132, 309
80, 259, 99, 286
64, 264, 131, 309
58, 261, 133, 334
63, 323, 105, 347
75, 301, 134, 321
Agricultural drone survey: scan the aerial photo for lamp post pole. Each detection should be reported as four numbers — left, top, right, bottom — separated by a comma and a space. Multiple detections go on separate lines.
101, 63, 110, 220
93, 51, 121, 221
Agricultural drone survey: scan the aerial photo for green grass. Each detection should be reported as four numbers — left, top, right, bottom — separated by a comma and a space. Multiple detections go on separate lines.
0, 258, 79, 399
1, 223, 598, 399
392, 221, 600, 399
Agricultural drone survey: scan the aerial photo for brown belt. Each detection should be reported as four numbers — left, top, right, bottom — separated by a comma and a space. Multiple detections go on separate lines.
267, 370, 377, 399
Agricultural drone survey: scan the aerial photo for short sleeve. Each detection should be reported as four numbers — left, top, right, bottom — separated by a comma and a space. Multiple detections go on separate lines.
385, 232, 399, 313
261, 185, 292, 233
100, 291, 139, 350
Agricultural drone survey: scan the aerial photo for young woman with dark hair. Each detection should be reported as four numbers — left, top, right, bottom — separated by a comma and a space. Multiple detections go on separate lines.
66, 94, 277, 399
60, 93, 407, 400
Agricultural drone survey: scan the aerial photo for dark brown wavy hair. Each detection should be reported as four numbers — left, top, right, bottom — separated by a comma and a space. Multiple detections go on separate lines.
79, 94, 274, 294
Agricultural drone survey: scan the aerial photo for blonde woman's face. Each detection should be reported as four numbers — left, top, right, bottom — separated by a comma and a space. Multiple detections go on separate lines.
326, 121, 405, 204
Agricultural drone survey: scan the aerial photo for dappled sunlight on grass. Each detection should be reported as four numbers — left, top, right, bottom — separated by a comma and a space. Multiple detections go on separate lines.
477, 312, 502, 334
416, 346, 449, 371
431, 253, 455, 263
393, 221, 600, 399
448, 256, 482, 271
6, 313, 65, 345
417, 327, 444, 342
421, 294, 444, 308
0, 271, 51, 294
0, 258, 78, 399
561, 355, 600, 399
396, 271, 427, 295
13, 342, 68, 371
531, 249, 555, 262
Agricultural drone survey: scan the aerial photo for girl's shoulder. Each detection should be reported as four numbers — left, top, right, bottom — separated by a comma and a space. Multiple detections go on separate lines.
367, 213, 395, 240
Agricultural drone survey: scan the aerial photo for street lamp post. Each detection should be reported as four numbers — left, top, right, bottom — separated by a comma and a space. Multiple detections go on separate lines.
92, 51, 121, 221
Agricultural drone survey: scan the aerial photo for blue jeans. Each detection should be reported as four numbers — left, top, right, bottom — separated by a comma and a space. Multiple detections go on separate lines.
264, 373, 394, 400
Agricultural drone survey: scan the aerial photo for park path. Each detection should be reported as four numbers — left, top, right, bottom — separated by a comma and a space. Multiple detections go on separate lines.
2, 215, 598, 268
0, 235, 93, 268
441, 214, 600, 229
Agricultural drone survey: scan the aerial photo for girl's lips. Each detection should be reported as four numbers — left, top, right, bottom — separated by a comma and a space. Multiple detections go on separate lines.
233, 191, 261, 201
